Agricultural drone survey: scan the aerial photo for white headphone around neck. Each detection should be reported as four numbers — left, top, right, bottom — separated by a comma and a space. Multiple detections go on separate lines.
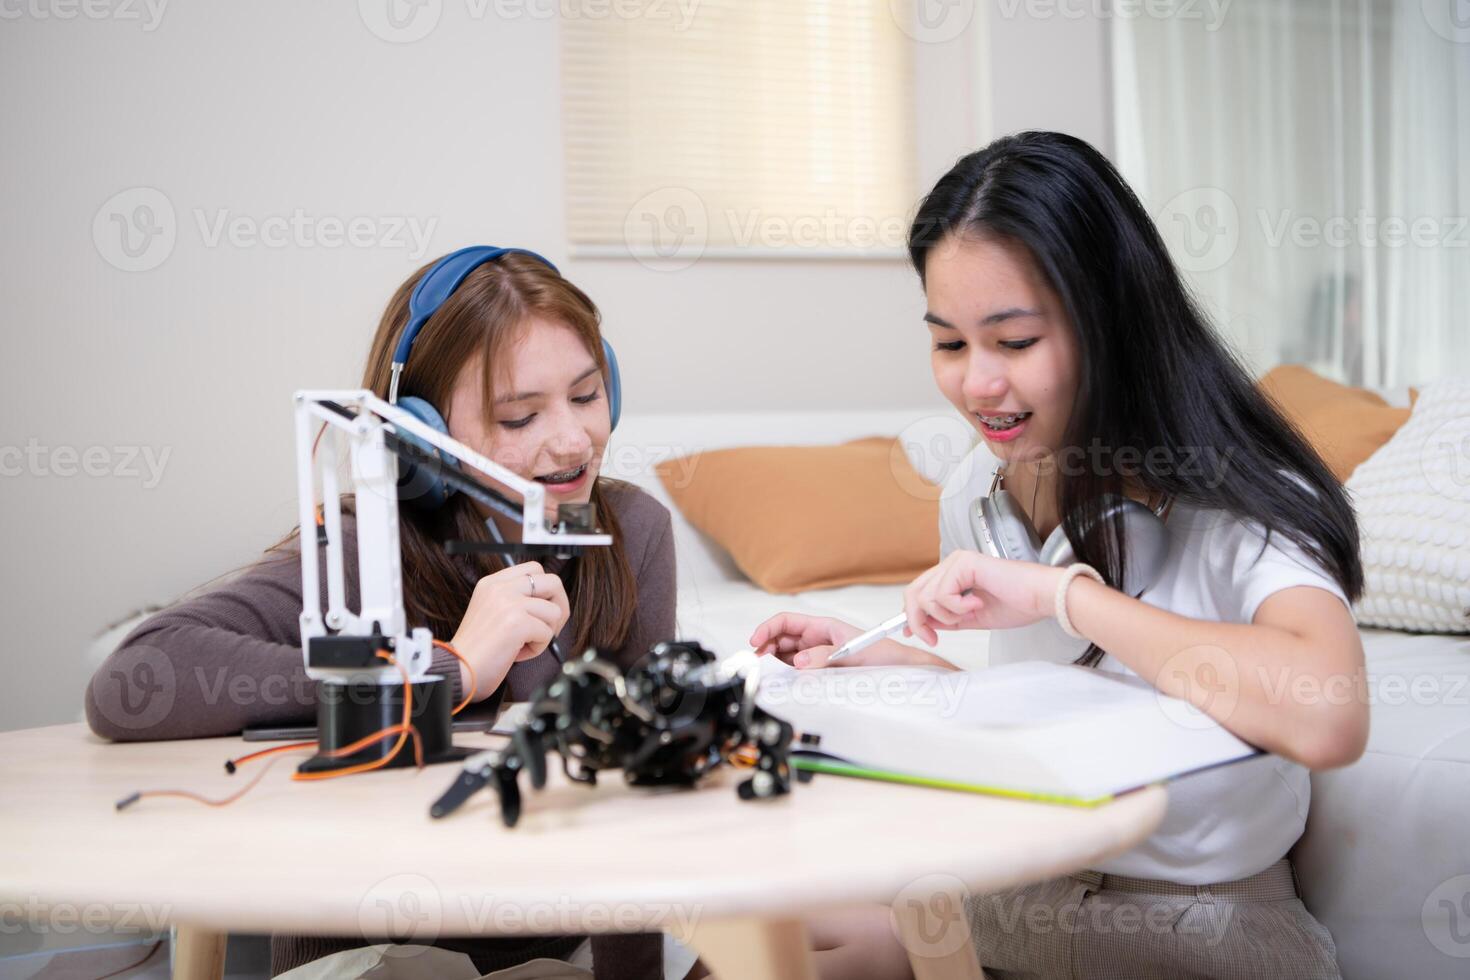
968, 467, 1175, 597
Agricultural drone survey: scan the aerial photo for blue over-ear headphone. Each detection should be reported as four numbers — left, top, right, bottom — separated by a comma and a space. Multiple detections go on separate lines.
388, 245, 622, 509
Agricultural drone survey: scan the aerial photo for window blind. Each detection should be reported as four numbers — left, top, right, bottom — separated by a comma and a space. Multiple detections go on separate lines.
561, 0, 917, 264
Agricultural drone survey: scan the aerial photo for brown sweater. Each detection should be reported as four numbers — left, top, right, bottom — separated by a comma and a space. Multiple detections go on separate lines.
86, 484, 676, 979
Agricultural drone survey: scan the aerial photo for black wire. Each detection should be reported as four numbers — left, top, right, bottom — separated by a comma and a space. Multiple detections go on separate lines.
380, 429, 525, 525
319, 400, 569, 666
484, 508, 565, 665
89, 938, 163, 980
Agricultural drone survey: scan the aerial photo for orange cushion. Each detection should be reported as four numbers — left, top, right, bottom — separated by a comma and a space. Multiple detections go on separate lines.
1258, 365, 1412, 482
656, 437, 940, 593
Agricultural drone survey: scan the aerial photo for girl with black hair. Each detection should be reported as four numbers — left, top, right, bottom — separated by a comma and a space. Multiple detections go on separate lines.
751, 131, 1364, 979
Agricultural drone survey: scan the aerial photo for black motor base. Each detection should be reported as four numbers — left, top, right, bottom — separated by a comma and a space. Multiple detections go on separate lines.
298, 675, 473, 774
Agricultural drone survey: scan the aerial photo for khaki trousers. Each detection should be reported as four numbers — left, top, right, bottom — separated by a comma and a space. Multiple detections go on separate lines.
966, 858, 1341, 980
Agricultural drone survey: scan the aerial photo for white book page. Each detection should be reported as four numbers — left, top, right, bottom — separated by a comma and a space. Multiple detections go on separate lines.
755, 656, 1162, 730
753, 656, 1259, 799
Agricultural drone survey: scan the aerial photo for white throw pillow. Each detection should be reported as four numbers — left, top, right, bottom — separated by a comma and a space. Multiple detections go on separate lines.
1348, 379, 1470, 634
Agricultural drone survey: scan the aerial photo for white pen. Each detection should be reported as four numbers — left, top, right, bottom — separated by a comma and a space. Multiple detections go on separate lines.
824, 611, 909, 664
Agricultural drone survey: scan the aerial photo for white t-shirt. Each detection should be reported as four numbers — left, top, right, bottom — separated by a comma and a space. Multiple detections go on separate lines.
938, 446, 1350, 885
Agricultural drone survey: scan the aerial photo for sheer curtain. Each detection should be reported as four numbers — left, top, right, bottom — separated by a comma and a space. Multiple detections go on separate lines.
1113, 0, 1469, 388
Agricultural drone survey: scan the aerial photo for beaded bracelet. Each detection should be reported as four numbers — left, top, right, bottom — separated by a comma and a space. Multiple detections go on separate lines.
1055, 563, 1104, 640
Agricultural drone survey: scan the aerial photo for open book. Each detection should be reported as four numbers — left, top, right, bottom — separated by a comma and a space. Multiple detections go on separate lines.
753, 657, 1261, 806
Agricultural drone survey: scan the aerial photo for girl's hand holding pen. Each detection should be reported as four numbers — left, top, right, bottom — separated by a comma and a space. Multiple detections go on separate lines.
749, 614, 861, 666
749, 612, 953, 669
751, 552, 1069, 670
902, 550, 1067, 646
450, 561, 570, 701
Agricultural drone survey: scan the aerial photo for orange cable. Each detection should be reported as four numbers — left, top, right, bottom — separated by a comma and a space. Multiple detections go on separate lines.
291, 651, 411, 781
119, 649, 432, 810
227, 740, 318, 770
310, 420, 328, 533
433, 638, 475, 714
310, 722, 425, 769
116, 751, 304, 810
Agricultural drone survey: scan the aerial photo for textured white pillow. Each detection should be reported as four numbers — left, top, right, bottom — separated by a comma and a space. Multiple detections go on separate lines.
1348, 380, 1470, 634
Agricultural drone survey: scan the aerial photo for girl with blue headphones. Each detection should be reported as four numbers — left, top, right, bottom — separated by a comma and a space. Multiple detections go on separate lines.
751, 134, 1365, 979
87, 246, 678, 978
358, 245, 672, 711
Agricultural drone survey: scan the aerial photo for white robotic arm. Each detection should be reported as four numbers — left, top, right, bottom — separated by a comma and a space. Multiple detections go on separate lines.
292, 389, 611, 687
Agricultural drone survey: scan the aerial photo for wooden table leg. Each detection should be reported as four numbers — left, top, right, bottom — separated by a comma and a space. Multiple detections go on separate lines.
891, 886, 984, 980
172, 925, 226, 980
679, 916, 818, 980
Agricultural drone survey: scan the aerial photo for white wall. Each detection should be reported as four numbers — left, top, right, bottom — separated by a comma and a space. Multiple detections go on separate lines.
986, 0, 1113, 144
0, 1, 1111, 731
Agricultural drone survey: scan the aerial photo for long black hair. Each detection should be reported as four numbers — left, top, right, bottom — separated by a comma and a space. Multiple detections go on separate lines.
909, 131, 1362, 667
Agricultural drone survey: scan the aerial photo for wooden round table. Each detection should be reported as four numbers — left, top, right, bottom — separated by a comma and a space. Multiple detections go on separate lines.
0, 723, 1165, 979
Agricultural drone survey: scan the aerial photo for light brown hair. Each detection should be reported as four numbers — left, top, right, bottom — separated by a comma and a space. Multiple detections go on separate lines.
267, 253, 638, 657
